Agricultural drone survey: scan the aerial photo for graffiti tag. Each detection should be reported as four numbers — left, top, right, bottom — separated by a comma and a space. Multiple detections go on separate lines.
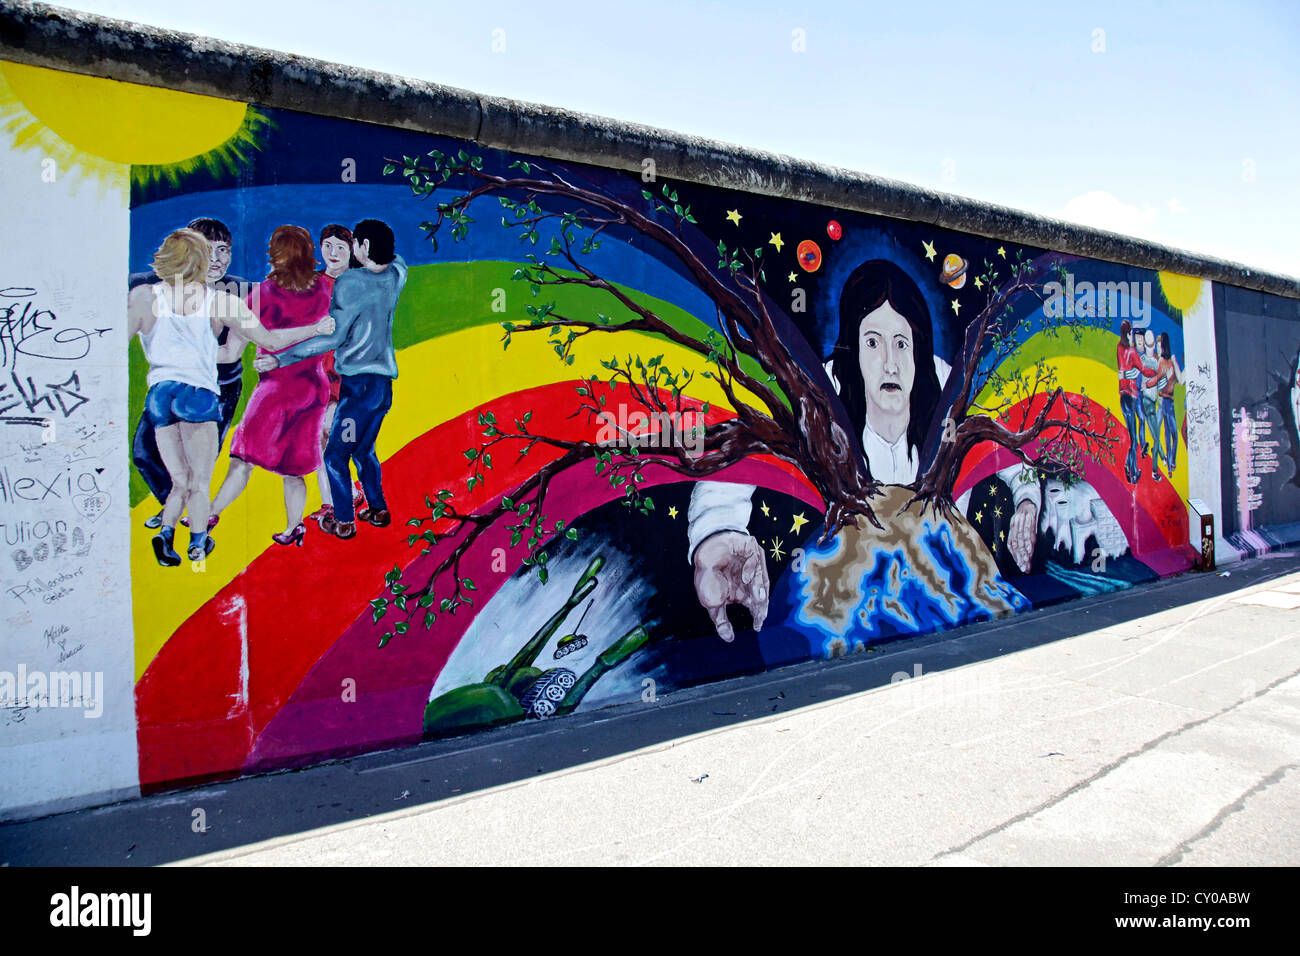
0, 287, 111, 370
0, 370, 90, 425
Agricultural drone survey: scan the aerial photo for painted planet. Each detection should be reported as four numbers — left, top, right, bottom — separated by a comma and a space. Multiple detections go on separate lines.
827, 220, 842, 241
797, 239, 823, 272
941, 253, 968, 289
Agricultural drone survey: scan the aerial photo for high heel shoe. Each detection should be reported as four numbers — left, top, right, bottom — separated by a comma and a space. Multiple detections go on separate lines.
272, 523, 306, 547
180, 514, 220, 531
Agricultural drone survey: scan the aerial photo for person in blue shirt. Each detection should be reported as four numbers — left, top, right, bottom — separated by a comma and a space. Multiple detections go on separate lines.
255, 219, 405, 539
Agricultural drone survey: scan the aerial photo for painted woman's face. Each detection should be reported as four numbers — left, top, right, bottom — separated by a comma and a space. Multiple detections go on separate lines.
858, 302, 915, 419
321, 236, 350, 273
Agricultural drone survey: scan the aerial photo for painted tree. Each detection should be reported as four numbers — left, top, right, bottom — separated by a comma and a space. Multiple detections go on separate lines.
904, 254, 1122, 516
370, 149, 1118, 645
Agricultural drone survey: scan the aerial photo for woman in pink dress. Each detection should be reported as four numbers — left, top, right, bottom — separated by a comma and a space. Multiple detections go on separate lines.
210, 225, 333, 545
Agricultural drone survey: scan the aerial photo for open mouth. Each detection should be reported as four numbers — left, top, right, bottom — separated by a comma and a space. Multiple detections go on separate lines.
880, 383, 902, 392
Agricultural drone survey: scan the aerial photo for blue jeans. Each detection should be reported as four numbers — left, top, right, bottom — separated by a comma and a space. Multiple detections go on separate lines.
1141, 393, 1163, 467
327, 373, 393, 523
1120, 393, 1139, 482
1159, 396, 1177, 471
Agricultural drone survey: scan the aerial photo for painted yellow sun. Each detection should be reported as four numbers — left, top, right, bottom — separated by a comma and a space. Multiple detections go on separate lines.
0, 61, 267, 186
1157, 271, 1206, 316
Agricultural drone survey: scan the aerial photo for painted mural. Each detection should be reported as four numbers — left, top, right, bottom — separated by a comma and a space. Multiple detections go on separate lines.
0, 58, 1291, 809
1213, 284, 1300, 556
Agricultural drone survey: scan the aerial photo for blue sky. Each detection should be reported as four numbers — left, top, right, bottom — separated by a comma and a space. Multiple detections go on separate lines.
50, 0, 1300, 278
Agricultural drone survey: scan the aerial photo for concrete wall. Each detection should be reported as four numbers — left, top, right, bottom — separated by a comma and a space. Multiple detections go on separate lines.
1, 0, 1297, 821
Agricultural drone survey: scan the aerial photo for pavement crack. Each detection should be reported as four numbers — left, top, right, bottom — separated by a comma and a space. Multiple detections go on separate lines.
928, 663, 1300, 865
1156, 763, 1299, 867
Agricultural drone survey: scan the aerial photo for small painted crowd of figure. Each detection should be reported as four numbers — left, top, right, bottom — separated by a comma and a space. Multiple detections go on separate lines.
1116, 319, 1183, 486
127, 217, 407, 566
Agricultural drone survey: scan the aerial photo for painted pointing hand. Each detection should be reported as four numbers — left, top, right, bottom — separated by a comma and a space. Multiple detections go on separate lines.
693, 531, 770, 642
1008, 499, 1037, 574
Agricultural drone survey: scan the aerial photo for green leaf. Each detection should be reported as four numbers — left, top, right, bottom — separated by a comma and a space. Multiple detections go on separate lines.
537, 567, 549, 585
565, 528, 578, 540
382, 162, 396, 176
464, 448, 478, 461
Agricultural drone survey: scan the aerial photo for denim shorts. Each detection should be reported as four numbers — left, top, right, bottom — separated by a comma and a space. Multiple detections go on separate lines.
145, 381, 222, 428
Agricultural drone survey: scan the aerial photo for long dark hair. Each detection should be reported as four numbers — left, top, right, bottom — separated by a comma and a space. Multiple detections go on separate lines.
829, 259, 940, 460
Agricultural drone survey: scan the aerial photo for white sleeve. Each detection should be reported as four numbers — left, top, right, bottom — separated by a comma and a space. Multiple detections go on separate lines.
686, 482, 753, 564
934, 355, 951, 389
996, 463, 1041, 511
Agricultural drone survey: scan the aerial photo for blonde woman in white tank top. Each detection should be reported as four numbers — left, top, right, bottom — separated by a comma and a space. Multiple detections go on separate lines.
128, 228, 336, 566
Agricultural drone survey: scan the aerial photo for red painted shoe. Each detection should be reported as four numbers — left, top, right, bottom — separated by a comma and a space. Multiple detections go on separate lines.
308, 504, 334, 525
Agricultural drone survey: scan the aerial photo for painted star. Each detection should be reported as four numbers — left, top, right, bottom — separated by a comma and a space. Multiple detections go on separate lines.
787, 272, 798, 283
993, 505, 1003, 518
974, 276, 984, 290
999, 529, 1006, 541
769, 537, 786, 561
760, 501, 771, 518
769, 232, 785, 252
997, 246, 1006, 259
667, 505, 679, 519
974, 510, 984, 523
726, 209, 742, 226
789, 512, 809, 535
922, 240, 937, 262
951, 299, 961, 315
987, 483, 998, 495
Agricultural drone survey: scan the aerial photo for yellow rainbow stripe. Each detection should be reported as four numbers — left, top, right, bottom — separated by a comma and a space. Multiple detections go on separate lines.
974, 345, 1187, 500
131, 325, 758, 677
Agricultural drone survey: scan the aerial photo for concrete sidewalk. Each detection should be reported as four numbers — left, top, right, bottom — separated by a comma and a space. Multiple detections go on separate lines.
3, 553, 1299, 867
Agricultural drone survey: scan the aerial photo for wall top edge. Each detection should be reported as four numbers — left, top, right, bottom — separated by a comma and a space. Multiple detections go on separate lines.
1, 0, 1296, 300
